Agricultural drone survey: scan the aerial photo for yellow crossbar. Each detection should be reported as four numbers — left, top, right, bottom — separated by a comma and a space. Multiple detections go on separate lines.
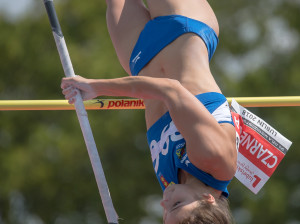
0, 97, 300, 111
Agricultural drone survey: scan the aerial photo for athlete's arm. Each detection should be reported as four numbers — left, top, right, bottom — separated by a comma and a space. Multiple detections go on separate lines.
61, 75, 237, 180
61, 75, 176, 102
162, 82, 237, 181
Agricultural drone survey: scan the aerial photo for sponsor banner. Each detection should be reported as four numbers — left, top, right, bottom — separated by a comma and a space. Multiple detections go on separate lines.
238, 130, 285, 177
92, 99, 145, 110
235, 153, 270, 194
231, 99, 292, 194
231, 100, 291, 153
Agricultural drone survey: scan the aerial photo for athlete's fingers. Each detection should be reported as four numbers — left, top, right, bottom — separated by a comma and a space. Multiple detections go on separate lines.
68, 97, 76, 104
61, 77, 77, 89
62, 85, 74, 96
64, 89, 78, 100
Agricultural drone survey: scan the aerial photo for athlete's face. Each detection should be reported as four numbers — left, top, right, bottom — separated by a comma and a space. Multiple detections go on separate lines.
160, 184, 215, 224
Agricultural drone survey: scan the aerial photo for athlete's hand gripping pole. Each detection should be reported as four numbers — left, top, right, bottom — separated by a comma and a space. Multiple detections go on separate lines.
42, 1, 118, 223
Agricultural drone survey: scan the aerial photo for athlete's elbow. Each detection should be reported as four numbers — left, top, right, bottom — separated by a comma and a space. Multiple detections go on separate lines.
161, 79, 187, 103
213, 145, 237, 179
164, 78, 182, 93
204, 144, 237, 179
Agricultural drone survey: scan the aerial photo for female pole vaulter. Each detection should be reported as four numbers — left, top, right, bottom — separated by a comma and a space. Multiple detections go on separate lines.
61, 0, 237, 223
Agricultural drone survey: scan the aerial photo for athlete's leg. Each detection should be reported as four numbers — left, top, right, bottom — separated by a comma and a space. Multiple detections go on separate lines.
105, 0, 151, 74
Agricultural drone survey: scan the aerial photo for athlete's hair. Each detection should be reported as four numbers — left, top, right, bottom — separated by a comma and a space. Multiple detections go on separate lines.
179, 196, 234, 224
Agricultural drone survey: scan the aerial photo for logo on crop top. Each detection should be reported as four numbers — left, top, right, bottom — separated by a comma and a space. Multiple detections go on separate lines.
132, 51, 142, 64
176, 146, 186, 160
176, 146, 191, 166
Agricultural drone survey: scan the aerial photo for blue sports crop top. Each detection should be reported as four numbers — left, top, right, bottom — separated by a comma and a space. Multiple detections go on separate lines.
130, 15, 219, 76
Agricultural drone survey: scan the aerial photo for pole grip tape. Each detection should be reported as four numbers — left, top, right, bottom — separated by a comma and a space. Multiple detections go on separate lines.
44, 0, 63, 37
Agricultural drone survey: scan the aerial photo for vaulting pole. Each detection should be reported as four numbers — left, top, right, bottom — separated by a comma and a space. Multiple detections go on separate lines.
1, 96, 300, 111
42, 1, 118, 223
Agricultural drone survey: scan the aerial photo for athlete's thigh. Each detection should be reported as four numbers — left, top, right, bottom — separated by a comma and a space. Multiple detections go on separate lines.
106, 0, 150, 74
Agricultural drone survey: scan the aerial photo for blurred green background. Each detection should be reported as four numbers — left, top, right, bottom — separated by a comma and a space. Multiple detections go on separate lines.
0, 0, 299, 223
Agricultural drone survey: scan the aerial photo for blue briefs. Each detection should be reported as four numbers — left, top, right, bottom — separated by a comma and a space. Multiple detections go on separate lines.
147, 92, 234, 197
130, 15, 219, 76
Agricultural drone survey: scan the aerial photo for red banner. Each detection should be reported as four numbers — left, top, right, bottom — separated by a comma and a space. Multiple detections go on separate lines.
231, 100, 292, 194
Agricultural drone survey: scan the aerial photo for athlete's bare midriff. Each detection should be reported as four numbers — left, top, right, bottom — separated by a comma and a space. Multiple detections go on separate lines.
135, 0, 221, 128
140, 34, 221, 128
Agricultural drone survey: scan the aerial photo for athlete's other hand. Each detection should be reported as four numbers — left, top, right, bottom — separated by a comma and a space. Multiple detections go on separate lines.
61, 75, 98, 104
